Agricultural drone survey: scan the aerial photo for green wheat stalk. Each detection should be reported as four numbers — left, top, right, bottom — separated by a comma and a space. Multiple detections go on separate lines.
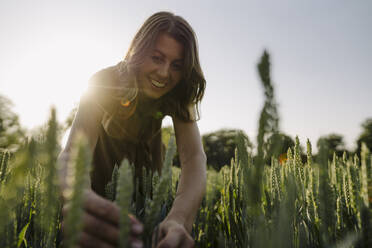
116, 159, 133, 248
105, 163, 119, 201
43, 108, 60, 247
0, 150, 10, 183
145, 136, 176, 246
360, 143, 369, 207
62, 135, 91, 248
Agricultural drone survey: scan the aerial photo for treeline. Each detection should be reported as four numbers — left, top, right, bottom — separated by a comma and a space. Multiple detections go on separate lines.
194, 122, 372, 171
161, 123, 372, 172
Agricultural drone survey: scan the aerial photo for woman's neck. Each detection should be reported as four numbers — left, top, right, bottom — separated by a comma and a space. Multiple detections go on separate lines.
136, 91, 161, 114
138, 91, 156, 104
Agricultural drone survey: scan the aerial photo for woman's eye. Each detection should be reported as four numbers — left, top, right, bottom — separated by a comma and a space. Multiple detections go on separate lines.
151, 56, 162, 63
172, 63, 183, 71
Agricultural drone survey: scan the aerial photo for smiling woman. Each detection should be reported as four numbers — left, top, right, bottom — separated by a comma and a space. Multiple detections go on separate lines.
58, 11, 207, 248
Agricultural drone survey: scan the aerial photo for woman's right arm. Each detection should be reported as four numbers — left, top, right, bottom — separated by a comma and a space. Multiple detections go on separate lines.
57, 90, 103, 191
58, 81, 144, 248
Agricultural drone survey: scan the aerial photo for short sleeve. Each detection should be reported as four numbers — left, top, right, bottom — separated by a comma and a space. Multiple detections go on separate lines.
81, 66, 120, 114
80, 65, 139, 139
82, 64, 137, 116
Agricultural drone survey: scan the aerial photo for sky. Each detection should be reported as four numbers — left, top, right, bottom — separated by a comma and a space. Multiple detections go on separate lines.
0, 0, 371, 151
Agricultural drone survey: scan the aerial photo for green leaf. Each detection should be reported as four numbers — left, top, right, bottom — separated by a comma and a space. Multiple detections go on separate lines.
17, 222, 29, 248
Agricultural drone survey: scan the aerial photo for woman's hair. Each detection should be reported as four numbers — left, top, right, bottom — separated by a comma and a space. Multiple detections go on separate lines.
119, 11, 206, 121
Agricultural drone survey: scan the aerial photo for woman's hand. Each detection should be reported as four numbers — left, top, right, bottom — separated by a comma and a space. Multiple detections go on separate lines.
149, 118, 206, 248
62, 189, 143, 248
153, 219, 194, 248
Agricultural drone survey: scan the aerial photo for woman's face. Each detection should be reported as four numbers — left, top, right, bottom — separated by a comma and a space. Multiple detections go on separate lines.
137, 33, 185, 99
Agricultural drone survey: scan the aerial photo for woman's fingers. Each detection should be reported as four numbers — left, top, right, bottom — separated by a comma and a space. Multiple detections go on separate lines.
62, 213, 144, 248
62, 213, 118, 248
61, 214, 117, 248
129, 214, 144, 236
63, 190, 145, 247
155, 222, 194, 248
82, 212, 119, 246
77, 231, 116, 248
129, 214, 144, 247
129, 237, 144, 248
62, 190, 120, 226
82, 190, 120, 226
156, 231, 194, 248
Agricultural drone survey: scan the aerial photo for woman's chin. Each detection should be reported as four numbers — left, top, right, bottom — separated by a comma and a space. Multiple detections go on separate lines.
139, 88, 163, 101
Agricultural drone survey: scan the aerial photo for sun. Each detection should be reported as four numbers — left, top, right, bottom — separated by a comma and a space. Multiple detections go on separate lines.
3, 38, 101, 130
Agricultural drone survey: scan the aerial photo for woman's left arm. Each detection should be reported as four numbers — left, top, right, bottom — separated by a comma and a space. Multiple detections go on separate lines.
156, 117, 207, 247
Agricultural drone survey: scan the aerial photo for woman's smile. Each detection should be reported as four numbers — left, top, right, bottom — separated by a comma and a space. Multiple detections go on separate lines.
137, 33, 184, 99
150, 78, 166, 88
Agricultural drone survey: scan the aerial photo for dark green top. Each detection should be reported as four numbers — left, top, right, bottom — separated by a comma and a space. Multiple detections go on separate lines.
85, 64, 166, 197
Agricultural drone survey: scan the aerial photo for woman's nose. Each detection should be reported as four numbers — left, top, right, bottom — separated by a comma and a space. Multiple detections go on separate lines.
157, 63, 170, 79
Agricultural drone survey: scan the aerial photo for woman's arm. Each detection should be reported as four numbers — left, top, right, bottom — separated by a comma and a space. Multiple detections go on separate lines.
58, 91, 102, 190
156, 117, 207, 247
58, 90, 144, 248
58, 65, 118, 184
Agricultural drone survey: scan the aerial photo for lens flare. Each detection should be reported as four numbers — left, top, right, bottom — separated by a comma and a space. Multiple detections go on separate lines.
121, 99, 131, 107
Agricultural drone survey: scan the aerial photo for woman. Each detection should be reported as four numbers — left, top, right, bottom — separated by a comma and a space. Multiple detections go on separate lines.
58, 11, 207, 248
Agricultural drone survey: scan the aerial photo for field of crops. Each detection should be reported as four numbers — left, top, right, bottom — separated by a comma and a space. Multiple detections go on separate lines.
0, 52, 371, 247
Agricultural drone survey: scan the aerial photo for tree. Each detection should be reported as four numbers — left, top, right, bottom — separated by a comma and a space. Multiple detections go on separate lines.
356, 118, 372, 156
0, 95, 25, 151
256, 51, 280, 165
202, 129, 252, 171
317, 133, 347, 160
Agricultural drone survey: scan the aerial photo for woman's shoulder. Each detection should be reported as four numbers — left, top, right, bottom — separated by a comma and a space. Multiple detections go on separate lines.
82, 63, 128, 114
86, 62, 135, 100
89, 63, 121, 88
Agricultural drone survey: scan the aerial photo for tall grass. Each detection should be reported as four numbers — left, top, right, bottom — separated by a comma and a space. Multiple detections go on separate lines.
62, 134, 91, 248
0, 51, 371, 247
116, 159, 133, 248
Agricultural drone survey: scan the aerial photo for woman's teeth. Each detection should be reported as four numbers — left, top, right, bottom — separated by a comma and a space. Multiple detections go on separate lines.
151, 79, 166, 88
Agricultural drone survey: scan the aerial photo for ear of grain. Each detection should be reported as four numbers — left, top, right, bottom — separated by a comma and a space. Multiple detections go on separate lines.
116, 159, 133, 248
63, 135, 91, 248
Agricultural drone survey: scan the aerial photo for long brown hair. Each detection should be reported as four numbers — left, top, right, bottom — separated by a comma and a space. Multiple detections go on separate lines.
119, 11, 206, 121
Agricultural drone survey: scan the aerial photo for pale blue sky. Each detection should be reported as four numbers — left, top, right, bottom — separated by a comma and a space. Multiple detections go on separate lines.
0, 0, 371, 150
